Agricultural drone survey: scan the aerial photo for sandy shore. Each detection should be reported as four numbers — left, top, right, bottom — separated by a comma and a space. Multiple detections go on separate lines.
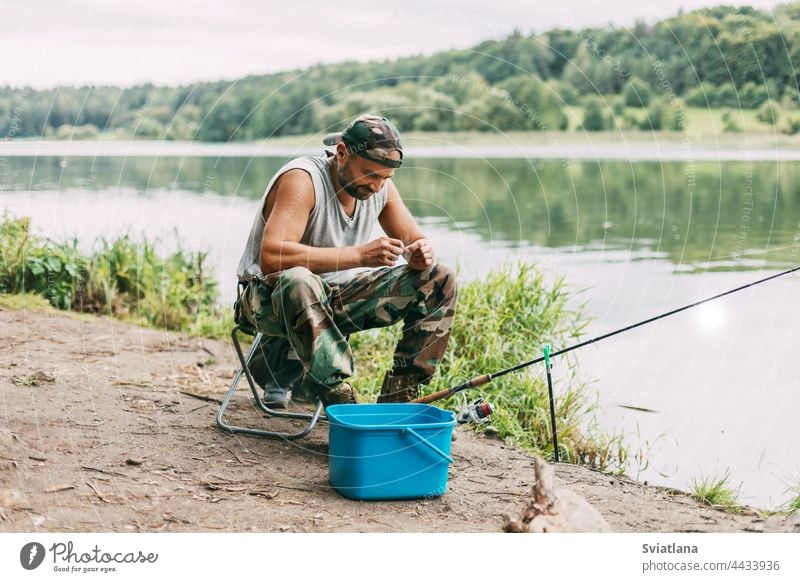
1, 304, 798, 533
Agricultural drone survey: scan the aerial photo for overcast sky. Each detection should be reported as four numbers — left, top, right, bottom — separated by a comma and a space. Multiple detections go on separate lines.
0, 0, 789, 88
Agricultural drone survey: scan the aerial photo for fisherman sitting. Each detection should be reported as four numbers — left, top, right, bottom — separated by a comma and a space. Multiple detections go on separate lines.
234, 114, 457, 407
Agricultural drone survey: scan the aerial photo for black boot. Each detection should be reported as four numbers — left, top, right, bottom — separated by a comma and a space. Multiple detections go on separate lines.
377, 371, 426, 403
248, 336, 304, 408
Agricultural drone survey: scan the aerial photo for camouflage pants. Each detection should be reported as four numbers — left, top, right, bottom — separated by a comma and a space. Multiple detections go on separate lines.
237, 263, 457, 394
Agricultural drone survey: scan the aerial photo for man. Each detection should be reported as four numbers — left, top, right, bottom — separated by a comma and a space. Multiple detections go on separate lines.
234, 114, 457, 408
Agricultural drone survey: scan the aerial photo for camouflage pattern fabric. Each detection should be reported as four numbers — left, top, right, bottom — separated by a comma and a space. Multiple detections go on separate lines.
246, 335, 304, 396
237, 263, 457, 399
322, 114, 404, 168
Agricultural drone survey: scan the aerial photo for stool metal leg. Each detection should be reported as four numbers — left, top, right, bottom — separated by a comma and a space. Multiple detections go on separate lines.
216, 325, 325, 440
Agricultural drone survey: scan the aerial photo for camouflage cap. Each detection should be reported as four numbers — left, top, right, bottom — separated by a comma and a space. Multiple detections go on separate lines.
322, 114, 403, 168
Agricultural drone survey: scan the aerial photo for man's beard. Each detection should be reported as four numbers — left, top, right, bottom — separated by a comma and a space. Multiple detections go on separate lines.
338, 163, 374, 201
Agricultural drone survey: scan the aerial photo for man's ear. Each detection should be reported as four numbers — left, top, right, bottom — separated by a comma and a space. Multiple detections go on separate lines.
336, 143, 348, 159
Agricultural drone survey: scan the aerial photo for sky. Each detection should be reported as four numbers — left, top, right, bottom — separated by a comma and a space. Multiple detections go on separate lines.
0, 0, 791, 88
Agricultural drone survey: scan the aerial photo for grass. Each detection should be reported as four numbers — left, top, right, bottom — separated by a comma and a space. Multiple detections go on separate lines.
775, 485, 800, 516
11, 374, 42, 387
349, 262, 628, 472
689, 469, 745, 513
0, 292, 54, 312
0, 212, 229, 339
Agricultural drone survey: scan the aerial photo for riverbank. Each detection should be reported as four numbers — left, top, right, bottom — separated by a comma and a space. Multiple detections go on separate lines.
1, 130, 800, 161
1, 304, 797, 533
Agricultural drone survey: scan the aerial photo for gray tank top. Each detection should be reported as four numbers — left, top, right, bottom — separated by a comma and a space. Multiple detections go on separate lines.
236, 152, 388, 285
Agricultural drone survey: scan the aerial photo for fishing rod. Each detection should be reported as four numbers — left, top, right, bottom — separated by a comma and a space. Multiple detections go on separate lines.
413, 264, 800, 405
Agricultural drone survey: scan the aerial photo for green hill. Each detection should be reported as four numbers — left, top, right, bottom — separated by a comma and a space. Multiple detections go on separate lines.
3, 3, 800, 140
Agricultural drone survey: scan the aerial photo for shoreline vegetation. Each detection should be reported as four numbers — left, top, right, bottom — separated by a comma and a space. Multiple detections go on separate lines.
2, 214, 799, 515
1, 127, 799, 163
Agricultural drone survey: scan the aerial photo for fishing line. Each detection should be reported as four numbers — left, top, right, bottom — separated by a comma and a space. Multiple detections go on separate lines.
414, 263, 800, 404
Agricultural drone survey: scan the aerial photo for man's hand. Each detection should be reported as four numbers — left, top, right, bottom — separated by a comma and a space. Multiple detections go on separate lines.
403, 238, 435, 270
359, 237, 405, 267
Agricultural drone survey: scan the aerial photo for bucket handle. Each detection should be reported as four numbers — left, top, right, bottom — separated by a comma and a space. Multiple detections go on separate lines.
403, 428, 454, 464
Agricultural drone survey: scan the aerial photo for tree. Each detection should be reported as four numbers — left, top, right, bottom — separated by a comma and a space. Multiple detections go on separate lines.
722, 110, 743, 132
668, 99, 687, 131
756, 100, 781, 124
684, 82, 715, 107
581, 97, 609, 131
624, 77, 652, 107
640, 98, 668, 131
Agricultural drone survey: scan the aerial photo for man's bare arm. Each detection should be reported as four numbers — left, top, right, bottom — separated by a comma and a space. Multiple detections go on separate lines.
379, 181, 435, 269
260, 170, 406, 274
378, 180, 427, 244
260, 170, 361, 274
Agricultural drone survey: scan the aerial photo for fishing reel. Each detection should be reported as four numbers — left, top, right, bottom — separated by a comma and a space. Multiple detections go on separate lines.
456, 396, 494, 424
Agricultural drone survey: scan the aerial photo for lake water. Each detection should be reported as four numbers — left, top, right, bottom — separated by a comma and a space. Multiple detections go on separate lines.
2, 146, 799, 509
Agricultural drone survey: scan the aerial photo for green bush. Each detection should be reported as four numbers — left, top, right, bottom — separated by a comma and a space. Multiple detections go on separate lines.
546, 79, 579, 105
0, 214, 86, 309
714, 83, 739, 108
780, 116, 800, 135
756, 100, 781, 125
0, 213, 222, 333
683, 82, 716, 107
639, 98, 668, 131
581, 97, 609, 131
722, 110, 743, 133
738, 82, 772, 109
668, 99, 687, 131
623, 77, 652, 107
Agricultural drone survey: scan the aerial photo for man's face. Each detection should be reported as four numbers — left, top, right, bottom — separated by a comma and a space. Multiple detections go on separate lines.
337, 148, 397, 201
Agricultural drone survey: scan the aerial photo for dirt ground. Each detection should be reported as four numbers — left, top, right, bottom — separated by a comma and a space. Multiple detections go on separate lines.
1, 305, 798, 533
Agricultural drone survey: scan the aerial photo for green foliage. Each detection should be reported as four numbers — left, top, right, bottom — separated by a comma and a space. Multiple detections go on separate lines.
640, 98, 669, 130
2, 4, 798, 141
498, 75, 569, 130
0, 213, 223, 334
668, 99, 687, 131
739, 82, 774, 108
581, 97, 610, 131
546, 79, 579, 105
776, 485, 800, 515
0, 292, 53, 311
350, 263, 627, 471
756, 99, 781, 124
684, 82, 716, 107
456, 91, 521, 131
686, 81, 776, 109
689, 469, 744, 513
780, 115, 800, 134
0, 213, 86, 310
722, 110, 744, 132
713, 83, 739, 108
624, 76, 652, 107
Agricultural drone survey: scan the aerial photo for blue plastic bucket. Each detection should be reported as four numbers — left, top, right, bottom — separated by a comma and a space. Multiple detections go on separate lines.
326, 403, 456, 501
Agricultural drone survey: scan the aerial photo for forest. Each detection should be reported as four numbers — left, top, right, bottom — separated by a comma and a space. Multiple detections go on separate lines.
3, 3, 800, 140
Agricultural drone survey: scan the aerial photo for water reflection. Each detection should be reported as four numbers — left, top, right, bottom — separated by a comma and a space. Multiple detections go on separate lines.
5, 155, 796, 271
